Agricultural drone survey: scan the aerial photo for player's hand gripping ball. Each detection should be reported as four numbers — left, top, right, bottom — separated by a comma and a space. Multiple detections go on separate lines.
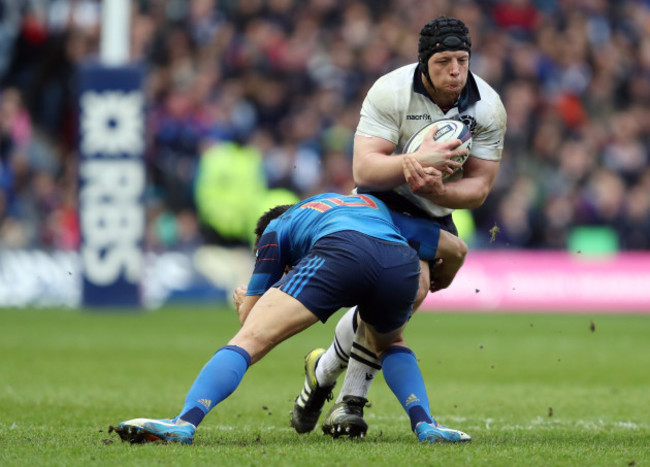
403, 119, 472, 179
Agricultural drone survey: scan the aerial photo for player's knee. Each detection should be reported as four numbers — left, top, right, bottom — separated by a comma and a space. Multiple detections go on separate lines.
429, 236, 468, 293
439, 230, 468, 264
364, 325, 404, 355
454, 236, 468, 262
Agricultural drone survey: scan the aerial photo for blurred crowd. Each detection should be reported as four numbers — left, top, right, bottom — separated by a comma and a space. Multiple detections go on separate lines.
1, 0, 649, 252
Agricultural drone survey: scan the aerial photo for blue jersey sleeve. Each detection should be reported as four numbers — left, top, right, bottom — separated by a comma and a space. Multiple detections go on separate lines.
390, 212, 440, 261
246, 231, 286, 295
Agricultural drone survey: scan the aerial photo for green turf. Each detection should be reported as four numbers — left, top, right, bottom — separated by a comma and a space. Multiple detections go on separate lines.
0, 306, 648, 466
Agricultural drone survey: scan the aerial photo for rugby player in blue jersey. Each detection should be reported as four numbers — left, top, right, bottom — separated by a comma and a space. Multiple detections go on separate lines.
112, 192, 470, 445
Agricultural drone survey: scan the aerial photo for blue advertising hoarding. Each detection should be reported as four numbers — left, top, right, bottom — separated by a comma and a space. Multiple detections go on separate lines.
77, 63, 145, 307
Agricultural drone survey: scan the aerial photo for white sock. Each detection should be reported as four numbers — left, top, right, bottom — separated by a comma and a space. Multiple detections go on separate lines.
336, 322, 382, 402
315, 307, 358, 386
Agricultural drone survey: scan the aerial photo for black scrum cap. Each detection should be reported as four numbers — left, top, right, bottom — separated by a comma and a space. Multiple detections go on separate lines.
418, 16, 472, 67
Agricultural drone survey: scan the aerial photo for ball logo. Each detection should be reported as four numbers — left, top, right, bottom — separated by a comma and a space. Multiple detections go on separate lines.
435, 123, 455, 139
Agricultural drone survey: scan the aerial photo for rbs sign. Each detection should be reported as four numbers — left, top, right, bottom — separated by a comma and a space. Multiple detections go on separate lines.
78, 64, 145, 307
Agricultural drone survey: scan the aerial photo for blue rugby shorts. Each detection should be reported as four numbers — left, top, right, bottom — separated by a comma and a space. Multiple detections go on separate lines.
274, 230, 420, 333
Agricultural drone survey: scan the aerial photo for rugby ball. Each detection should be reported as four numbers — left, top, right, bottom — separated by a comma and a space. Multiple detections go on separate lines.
403, 119, 472, 179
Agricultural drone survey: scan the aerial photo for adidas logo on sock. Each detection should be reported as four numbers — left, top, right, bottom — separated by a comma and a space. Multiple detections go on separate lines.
404, 394, 420, 407
198, 398, 212, 409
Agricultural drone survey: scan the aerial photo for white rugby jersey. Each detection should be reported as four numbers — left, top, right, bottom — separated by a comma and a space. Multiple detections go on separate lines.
356, 63, 507, 218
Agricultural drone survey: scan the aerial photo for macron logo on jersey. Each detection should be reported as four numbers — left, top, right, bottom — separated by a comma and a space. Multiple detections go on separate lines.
406, 114, 431, 121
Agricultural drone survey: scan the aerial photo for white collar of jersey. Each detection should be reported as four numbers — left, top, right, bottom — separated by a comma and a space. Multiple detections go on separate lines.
413, 64, 481, 113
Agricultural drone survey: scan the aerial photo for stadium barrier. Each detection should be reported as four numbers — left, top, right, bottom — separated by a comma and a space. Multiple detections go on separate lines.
1, 249, 648, 312
422, 250, 650, 313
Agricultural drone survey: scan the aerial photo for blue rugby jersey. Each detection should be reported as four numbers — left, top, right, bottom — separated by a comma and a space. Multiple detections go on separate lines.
247, 193, 410, 295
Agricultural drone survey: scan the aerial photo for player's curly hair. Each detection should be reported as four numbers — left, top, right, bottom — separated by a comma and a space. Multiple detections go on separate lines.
254, 204, 294, 250
418, 16, 472, 67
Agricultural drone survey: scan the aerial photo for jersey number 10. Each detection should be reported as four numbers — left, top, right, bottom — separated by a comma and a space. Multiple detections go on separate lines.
301, 194, 378, 213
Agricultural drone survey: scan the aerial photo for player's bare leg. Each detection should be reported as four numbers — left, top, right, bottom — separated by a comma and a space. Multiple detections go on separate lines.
228, 288, 319, 363
115, 289, 318, 444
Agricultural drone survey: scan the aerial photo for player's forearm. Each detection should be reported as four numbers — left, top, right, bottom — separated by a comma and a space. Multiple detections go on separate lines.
353, 152, 406, 189
424, 177, 490, 209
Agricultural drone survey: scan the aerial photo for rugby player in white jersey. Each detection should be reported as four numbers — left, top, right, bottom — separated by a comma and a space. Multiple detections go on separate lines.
289, 15, 507, 439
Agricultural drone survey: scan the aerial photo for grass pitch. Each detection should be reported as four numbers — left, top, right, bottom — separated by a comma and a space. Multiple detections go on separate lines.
0, 306, 648, 466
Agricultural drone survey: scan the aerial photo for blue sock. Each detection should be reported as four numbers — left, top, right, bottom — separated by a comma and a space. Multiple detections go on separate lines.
380, 346, 433, 431
177, 345, 251, 427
